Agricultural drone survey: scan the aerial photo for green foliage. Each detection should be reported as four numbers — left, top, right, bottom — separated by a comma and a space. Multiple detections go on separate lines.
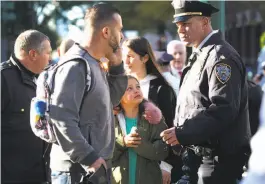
34, 1, 176, 44
111, 1, 174, 31
39, 1, 175, 32
2, 1, 176, 50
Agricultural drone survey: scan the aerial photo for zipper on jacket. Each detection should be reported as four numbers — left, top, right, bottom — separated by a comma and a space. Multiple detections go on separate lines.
137, 166, 141, 184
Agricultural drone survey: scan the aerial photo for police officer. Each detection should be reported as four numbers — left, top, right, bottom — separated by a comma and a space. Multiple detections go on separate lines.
1, 30, 52, 183
160, 1, 251, 184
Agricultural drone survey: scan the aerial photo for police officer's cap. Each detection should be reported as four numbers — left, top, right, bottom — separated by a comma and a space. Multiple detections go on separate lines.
172, 0, 219, 23
156, 51, 174, 66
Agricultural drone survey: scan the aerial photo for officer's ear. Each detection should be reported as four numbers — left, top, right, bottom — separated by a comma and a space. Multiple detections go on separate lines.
202, 17, 210, 27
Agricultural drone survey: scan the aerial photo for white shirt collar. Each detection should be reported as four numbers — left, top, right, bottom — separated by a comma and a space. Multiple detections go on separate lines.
139, 74, 157, 84
194, 30, 218, 52
139, 74, 157, 99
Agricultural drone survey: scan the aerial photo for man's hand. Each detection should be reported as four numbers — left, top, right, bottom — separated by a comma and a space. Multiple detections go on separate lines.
160, 127, 180, 146
161, 169, 171, 184
123, 132, 141, 148
113, 106, 121, 115
105, 47, 122, 66
253, 73, 263, 83
87, 157, 107, 174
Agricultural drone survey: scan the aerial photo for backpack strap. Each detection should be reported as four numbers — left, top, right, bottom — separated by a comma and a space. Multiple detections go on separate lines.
43, 53, 92, 114
37, 53, 93, 150
58, 56, 92, 113
49, 55, 92, 95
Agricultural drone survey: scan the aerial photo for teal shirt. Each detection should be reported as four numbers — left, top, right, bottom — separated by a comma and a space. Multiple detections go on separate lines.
125, 117, 138, 184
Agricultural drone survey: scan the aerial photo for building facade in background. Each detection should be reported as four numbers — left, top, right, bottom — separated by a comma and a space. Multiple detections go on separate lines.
225, 1, 265, 75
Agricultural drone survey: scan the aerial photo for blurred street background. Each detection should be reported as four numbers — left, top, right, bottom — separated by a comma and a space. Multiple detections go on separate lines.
1, 1, 265, 76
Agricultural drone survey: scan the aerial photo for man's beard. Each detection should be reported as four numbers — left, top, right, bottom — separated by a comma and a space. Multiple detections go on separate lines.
108, 35, 120, 53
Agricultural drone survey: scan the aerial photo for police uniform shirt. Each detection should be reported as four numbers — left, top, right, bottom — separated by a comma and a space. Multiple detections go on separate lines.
173, 30, 250, 152
173, 30, 217, 120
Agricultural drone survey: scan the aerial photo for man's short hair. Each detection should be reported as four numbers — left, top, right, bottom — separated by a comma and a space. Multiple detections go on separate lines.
14, 30, 50, 54
59, 38, 75, 55
167, 40, 185, 55
84, 2, 120, 30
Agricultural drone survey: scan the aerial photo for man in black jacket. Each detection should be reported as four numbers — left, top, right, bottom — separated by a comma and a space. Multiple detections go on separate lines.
161, 1, 251, 184
1, 30, 52, 184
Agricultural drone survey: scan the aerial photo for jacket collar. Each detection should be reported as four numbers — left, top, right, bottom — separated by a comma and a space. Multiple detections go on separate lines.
191, 30, 223, 62
180, 31, 223, 87
197, 30, 218, 50
198, 30, 223, 52
10, 54, 37, 87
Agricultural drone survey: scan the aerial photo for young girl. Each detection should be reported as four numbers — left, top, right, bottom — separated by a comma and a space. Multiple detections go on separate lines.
122, 37, 176, 128
122, 37, 182, 183
112, 76, 169, 184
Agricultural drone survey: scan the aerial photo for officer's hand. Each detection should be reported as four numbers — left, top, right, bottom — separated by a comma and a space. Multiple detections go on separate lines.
160, 127, 180, 146
161, 169, 171, 184
123, 132, 141, 148
87, 157, 107, 174
105, 47, 122, 66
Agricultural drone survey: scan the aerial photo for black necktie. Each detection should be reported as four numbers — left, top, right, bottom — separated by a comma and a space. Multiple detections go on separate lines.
188, 52, 197, 67
179, 52, 197, 86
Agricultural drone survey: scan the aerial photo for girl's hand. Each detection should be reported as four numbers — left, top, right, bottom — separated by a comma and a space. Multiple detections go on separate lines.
123, 132, 141, 147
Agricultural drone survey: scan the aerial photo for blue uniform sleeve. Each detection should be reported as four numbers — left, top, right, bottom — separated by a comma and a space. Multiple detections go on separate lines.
176, 58, 243, 145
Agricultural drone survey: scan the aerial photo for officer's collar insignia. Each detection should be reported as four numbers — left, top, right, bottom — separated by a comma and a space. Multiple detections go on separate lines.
215, 63, 231, 84
220, 55, 226, 60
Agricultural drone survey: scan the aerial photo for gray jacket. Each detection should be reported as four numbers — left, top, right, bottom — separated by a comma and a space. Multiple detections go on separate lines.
49, 44, 128, 172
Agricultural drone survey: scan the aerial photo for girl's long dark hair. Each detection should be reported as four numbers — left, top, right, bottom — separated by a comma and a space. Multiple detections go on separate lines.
123, 37, 164, 79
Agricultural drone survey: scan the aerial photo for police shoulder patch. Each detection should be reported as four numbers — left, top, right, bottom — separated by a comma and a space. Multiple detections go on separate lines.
215, 63, 231, 84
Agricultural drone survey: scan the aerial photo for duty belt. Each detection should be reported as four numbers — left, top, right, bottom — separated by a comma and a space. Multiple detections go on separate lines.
172, 145, 213, 157
186, 145, 213, 157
